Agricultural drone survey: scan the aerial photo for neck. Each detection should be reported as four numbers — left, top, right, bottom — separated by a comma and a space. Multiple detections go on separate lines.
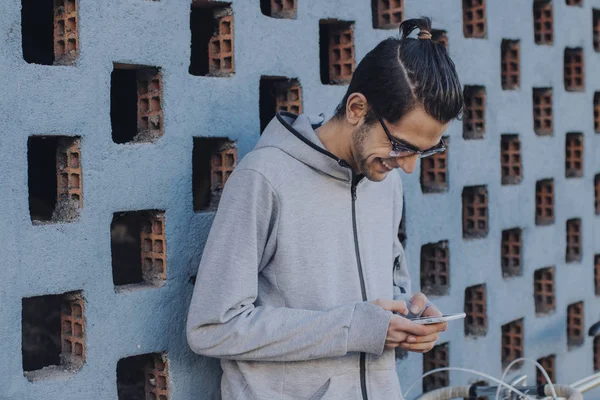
315, 117, 358, 172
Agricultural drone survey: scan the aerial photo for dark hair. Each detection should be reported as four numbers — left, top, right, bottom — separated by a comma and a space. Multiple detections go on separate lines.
333, 17, 463, 126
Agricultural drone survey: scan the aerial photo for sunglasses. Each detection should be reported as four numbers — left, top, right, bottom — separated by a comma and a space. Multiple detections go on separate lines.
373, 109, 446, 159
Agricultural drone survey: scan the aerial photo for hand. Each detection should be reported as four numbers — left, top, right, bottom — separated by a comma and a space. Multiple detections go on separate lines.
401, 300, 447, 353
370, 298, 446, 351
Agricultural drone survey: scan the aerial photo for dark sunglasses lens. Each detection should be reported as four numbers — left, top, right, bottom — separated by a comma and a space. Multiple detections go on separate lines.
420, 147, 446, 158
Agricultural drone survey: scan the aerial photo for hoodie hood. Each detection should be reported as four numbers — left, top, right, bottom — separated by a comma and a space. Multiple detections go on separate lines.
255, 111, 353, 182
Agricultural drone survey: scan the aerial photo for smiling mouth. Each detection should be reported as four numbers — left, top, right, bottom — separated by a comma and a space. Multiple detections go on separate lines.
377, 158, 394, 172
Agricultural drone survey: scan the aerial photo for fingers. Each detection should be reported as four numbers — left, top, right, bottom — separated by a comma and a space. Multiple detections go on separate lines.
420, 303, 443, 318
405, 332, 439, 344
370, 299, 409, 315
390, 316, 447, 336
399, 340, 438, 353
408, 292, 429, 315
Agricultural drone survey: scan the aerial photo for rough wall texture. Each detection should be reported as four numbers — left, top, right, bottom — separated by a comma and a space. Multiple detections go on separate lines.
1, 0, 599, 399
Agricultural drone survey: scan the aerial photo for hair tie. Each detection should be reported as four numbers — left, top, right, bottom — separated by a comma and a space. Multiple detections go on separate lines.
418, 30, 432, 40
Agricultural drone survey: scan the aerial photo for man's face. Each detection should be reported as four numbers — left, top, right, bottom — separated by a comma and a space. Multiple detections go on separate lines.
352, 107, 449, 182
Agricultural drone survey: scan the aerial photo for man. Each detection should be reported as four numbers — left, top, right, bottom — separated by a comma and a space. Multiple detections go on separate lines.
187, 17, 463, 399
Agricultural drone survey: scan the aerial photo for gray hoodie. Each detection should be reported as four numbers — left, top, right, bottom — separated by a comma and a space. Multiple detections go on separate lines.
186, 112, 413, 400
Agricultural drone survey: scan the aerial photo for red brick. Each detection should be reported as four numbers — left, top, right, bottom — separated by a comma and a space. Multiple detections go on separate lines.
536, 355, 555, 384
595, 254, 600, 296
372, 0, 403, 29
61, 293, 85, 365
463, 86, 486, 139
420, 241, 449, 296
566, 0, 583, 5
533, 88, 553, 135
565, 133, 583, 178
567, 301, 584, 348
327, 23, 355, 84
209, 13, 235, 76
594, 93, 600, 132
536, 179, 554, 225
462, 186, 488, 238
54, 0, 78, 64
211, 147, 237, 192
566, 219, 582, 263
501, 135, 522, 185
145, 354, 170, 400
463, 0, 486, 38
502, 319, 523, 368
423, 343, 449, 393
533, 1, 553, 45
465, 284, 487, 336
501, 228, 521, 277
595, 336, 600, 371
137, 68, 164, 139
431, 29, 449, 49
141, 213, 167, 282
594, 10, 600, 51
501, 40, 520, 90
57, 137, 82, 208
420, 136, 448, 193
564, 48, 584, 91
534, 267, 555, 314
275, 80, 302, 114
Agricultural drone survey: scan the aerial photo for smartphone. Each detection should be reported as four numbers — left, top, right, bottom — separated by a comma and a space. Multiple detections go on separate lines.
408, 312, 466, 325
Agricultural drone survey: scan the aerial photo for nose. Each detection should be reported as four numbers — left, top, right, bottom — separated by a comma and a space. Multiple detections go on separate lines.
397, 154, 419, 174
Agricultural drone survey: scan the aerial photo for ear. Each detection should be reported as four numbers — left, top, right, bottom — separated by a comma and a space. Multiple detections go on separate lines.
345, 93, 368, 126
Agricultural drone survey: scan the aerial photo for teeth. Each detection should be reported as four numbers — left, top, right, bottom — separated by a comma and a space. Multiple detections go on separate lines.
382, 160, 392, 170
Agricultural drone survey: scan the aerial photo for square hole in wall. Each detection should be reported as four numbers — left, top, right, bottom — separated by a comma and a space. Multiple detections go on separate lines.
423, 343, 449, 393
595, 336, 600, 371
28, 136, 82, 223
501, 40, 520, 90
193, 137, 237, 211
111, 64, 163, 144
260, 77, 302, 132
372, 0, 403, 29
463, 0, 486, 38
462, 186, 488, 238
320, 20, 355, 85
501, 319, 523, 369
465, 284, 487, 336
534, 267, 555, 315
566, 0, 583, 6
535, 179, 554, 225
595, 174, 600, 214
501, 228, 521, 278
533, 1, 553, 45
111, 210, 167, 289
501, 134, 522, 185
567, 301, 584, 348
22, 291, 85, 381
565, 132, 583, 178
398, 196, 407, 248
117, 352, 170, 400
22, 0, 79, 65
190, 2, 234, 77
533, 88, 553, 135
260, 0, 296, 19
594, 10, 600, 51
463, 86, 486, 139
420, 241, 449, 296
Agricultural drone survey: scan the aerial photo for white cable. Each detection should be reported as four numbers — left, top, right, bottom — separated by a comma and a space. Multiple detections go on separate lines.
403, 366, 531, 400
495, 357, 558, 400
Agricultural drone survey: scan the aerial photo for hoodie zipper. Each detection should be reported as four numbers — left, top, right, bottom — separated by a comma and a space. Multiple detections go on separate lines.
342, 161, 368, 400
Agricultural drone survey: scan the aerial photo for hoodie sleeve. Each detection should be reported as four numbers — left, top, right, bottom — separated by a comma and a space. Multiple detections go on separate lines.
392, 174, 412, 299
186, 168, 392, 362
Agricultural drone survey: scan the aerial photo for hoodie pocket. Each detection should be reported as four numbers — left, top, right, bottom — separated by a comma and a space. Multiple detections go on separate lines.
308, 373, 360, 400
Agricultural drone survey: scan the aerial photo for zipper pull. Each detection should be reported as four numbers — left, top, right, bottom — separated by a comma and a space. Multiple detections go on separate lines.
338, 159, 350, 168
351, 185, 357, 200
